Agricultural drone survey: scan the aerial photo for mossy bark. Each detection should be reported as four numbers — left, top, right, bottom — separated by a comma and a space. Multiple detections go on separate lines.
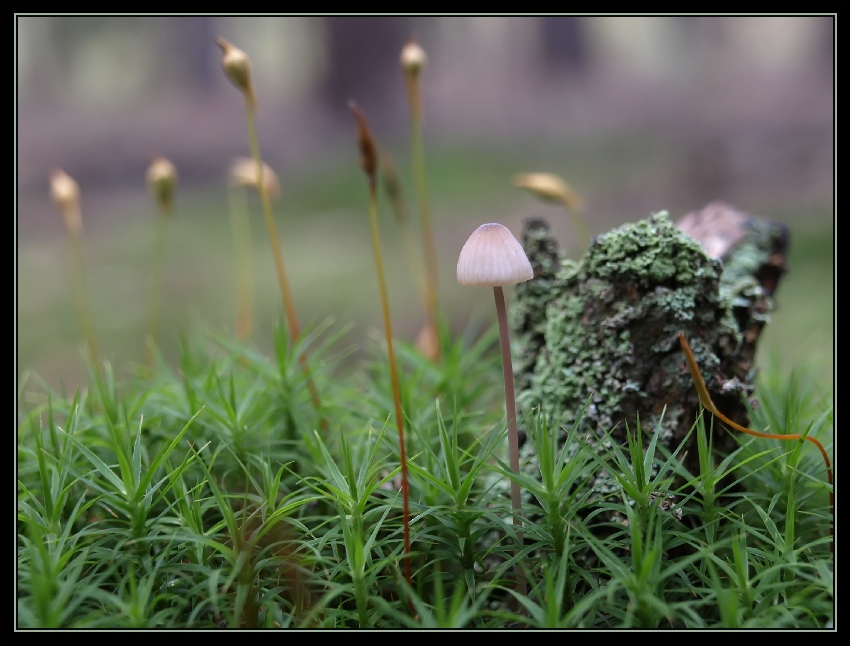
510, 204, 788, 490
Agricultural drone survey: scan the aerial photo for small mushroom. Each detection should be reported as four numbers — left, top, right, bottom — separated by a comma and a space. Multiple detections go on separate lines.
457, 223, 534, 288
457, 222, 533, 592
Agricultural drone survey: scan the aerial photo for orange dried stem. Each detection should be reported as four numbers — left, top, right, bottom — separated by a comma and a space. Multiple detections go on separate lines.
678, 332, 833, 551
242, 91, 324, 425
370, 181, 412, 593
350, 102, 412, 595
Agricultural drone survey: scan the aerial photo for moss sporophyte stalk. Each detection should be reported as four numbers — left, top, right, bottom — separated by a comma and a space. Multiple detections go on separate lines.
49, 168, 102, 369
401, 38, 440, 362
227, 157, 282, 339
350, 102, 412, 596
145, 156, 178, 368
216, 36, 324, 425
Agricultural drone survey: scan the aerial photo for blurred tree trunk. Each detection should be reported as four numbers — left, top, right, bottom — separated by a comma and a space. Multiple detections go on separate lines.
318, 17, 413, 123
174, 16, 218, 96
539, 16, 588, 75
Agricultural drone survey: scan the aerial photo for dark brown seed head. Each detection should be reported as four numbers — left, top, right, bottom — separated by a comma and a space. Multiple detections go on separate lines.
348, 101, 378, 183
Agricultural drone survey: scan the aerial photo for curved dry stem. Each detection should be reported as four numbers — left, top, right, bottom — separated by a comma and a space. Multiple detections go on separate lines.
369, 182, 412, 592
679, 332, 833, 552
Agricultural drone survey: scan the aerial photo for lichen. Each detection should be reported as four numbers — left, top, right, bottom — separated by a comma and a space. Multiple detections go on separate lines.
509, 211, 779, 503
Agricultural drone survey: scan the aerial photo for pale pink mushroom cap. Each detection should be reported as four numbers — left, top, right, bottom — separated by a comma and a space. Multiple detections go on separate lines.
457, 223, 534, 287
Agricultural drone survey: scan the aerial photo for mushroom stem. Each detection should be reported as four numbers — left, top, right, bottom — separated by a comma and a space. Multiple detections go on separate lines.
493, 285, 527, 594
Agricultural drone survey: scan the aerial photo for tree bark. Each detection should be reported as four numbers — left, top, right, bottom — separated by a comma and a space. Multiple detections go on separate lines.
510, 204, 788, 491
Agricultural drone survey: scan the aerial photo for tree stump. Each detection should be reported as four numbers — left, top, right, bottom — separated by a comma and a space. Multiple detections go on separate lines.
510, 204, 789, 497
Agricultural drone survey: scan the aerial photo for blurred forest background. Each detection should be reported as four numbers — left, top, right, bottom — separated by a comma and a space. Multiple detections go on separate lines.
16, 15, 834, 396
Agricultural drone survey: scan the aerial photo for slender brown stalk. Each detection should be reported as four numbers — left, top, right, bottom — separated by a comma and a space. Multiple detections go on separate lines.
350, 102, 412, 594
494, 285, 528, 595
244, 107, 324, 421
370, 179, 412, 590
216, 36, 324, 423
679, 332, 833, 553
244, 107, 299, 338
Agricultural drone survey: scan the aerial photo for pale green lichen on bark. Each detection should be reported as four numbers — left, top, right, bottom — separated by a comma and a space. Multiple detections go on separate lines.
510, 210, 777, 485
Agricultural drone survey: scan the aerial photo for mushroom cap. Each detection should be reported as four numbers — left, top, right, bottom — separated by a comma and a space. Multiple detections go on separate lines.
457, 223, 534, 287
